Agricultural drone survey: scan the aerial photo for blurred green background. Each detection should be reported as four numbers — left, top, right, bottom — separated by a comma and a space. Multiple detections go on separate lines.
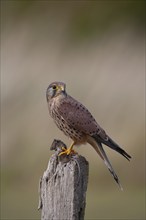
1, 1, 145, 219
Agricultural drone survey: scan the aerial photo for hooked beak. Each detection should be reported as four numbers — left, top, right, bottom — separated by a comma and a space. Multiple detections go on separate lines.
58, 85, 65, 92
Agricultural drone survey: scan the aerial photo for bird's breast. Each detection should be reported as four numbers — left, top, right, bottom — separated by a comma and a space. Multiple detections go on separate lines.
50, 107, 84, 142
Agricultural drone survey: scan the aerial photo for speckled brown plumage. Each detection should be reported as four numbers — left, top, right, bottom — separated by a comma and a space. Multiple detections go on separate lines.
46, 81, 131, 189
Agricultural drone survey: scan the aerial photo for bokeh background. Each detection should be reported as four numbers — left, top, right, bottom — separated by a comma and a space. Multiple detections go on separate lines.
1, 1, 145, 219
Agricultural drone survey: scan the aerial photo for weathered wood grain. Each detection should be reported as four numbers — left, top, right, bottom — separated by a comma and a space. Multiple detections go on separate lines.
38, 140, 89, 220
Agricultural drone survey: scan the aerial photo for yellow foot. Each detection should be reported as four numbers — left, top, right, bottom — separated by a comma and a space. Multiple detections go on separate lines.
59, 147, 76, 156
61, 146, 67, 151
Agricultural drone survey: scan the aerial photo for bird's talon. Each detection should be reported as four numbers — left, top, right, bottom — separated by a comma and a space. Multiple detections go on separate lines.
61, 146, 66, 151
59, 148, 76, 156
59, 149, 70, 156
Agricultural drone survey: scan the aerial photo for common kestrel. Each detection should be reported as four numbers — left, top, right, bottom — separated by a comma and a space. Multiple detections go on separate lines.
46, 81, 131, 189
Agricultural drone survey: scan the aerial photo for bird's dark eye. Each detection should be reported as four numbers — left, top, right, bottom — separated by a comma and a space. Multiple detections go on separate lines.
52, 85, 57, 90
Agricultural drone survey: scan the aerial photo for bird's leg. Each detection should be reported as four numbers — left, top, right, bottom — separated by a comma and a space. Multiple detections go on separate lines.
59, 141, 76, 156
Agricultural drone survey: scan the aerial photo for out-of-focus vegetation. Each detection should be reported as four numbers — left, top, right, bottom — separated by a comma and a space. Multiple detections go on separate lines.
1, 1, 145, 219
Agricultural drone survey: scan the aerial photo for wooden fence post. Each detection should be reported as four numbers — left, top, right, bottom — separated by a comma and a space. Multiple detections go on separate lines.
38, 139, 89, 220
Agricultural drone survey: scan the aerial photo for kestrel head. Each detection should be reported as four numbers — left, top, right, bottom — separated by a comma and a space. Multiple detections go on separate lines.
46, 82, 66, 101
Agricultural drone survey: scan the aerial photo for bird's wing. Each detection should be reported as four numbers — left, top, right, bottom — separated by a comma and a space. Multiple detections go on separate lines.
58, 96, 106, 138
59, 96, 131, 161
98, 135, 131, 161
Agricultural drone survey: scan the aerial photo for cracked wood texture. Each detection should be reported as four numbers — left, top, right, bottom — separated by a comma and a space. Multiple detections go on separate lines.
39, 152, 89, 220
